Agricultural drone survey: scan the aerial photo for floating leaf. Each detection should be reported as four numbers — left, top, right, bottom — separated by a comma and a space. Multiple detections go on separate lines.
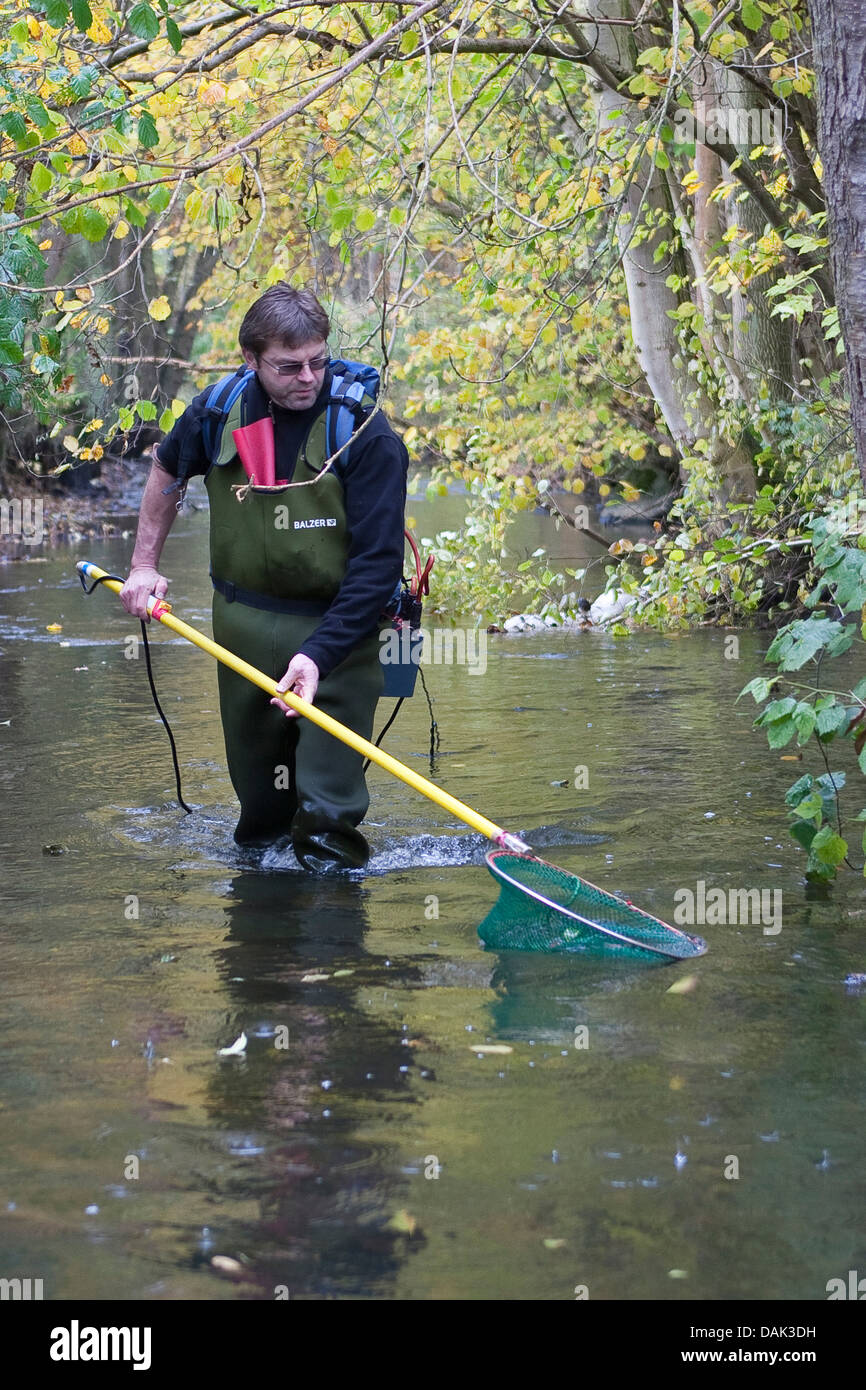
217, 1031, 247, 1056
471, 1043, 513, 1055
666, 975, 698, 995
385, 1209, 417, 1236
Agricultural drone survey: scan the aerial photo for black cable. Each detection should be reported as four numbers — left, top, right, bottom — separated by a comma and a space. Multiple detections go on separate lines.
363, 697, 405, 774
79, 570, 192, 815
418, 664, 440, 765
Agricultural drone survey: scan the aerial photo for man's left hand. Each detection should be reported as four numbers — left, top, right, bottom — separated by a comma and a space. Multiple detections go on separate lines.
272, 654, 320, 718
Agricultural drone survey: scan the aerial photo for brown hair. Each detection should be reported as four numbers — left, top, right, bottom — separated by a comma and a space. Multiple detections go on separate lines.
238, 284, 330, 355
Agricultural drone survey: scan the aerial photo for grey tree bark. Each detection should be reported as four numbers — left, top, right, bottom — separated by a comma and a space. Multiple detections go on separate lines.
810, 0, 866, 488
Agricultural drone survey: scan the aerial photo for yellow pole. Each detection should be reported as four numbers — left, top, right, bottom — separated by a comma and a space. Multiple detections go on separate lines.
77, 561, 530, 852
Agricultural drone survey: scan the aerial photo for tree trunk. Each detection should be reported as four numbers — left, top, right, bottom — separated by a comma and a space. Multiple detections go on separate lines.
810, 0, 866, 488
580, 0, 757, 504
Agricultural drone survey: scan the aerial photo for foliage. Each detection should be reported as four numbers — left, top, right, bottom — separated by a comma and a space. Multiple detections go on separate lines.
739, 516, 866, 880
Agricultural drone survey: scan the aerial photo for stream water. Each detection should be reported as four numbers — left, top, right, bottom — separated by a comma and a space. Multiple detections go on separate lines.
1, 484, 864, 1301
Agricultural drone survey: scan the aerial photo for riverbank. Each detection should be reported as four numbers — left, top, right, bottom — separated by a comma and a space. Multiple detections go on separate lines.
0, 459, 150, 560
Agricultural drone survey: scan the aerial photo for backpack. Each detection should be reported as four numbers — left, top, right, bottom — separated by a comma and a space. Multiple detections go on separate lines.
199, 359, 380, 472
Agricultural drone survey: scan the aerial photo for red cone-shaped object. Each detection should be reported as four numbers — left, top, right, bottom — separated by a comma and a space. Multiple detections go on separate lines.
233, 416, 275, 486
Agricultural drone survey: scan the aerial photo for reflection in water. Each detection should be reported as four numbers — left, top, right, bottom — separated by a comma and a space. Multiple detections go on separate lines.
197, 873, 426, 1298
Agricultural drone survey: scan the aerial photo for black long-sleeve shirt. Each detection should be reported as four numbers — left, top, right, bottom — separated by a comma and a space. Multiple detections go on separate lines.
156, 372, 408, 679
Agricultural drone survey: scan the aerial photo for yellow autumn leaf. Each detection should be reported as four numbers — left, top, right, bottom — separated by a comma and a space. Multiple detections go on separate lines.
148, 296, 171, 322
385, 1209, 417, 1236
666, 975, 698, 995
113, 220, 129, 239
46, 623, 63, 633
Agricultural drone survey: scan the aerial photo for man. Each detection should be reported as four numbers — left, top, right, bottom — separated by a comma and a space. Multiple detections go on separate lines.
121, 285, 408, 871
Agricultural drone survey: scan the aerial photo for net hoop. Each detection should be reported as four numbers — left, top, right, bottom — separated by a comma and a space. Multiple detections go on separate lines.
484, 850, 707, 960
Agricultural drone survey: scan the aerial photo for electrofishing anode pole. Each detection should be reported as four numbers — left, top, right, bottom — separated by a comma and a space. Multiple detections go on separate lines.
77, 561, 530, 855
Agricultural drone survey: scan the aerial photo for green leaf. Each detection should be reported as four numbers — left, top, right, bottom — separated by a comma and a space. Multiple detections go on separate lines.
766, 617, 845, 671
766, 717, 796, 749
785, 774, 813, 808
71, 0, 92, 31
30, 162, 54, 195
25, 98, 52, 130
0, 340, 24, 365
738, 676, 773, 704
159, 407, 174, 432
69, 67, 96, 99
793, 793, 823, 820
756, 697, 797, 724
810, 824, 848, 866
9, 20, 29, 42
123, 198, 148, 227
43, 0, 70, 28
789, 819, 818, 851
79, 207, 109, 241
166, 16, 182, 52
355, 208, 376, 231
147, 185, 171, 212
136, 399, 158, 420
0, 112, 28, 143
816, 703, 848, 738
137, 113, 159, 149
31, 352, 59, 375
741, 1, 763, 31
793, 702, 817, 745
128, 2, 160, 40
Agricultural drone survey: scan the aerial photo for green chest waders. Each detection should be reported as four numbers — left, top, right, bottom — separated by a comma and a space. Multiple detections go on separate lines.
205, 413, 384, 867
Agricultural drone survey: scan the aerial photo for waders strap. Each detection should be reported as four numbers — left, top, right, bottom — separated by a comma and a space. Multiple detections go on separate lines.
211, 574, 331, 616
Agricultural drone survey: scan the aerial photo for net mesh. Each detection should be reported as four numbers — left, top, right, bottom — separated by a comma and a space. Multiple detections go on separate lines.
478, 851, 707, 959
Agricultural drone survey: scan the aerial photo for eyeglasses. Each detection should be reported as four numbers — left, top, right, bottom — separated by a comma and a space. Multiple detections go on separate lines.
258, 354, 331, 377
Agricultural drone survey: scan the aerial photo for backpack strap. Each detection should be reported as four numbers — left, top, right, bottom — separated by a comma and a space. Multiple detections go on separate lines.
325, 359, 380, 473
200, 367, 254, 467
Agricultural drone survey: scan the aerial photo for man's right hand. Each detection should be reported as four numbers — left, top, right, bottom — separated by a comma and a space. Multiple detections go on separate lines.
120, 566, 169, 620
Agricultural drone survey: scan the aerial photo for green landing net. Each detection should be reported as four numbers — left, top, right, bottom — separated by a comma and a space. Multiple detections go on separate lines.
478, 851, 707, 960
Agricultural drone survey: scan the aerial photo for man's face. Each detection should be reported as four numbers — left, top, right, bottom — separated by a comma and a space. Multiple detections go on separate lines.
243, 338, 329, 411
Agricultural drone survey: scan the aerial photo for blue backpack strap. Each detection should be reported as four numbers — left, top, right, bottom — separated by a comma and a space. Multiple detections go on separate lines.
325, 359, 380, 473
200, 366, 254, 463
